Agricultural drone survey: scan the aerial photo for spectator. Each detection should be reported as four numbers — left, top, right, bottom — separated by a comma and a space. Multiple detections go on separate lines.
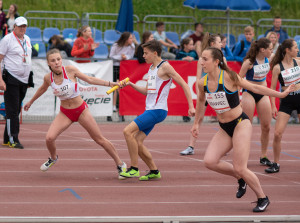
220, 34, 234, 61
189, 22, 204, 57
109, 32, 135, 122
135, 31, 153, 64
0, 17, 32, 149
0, 0, 6, 37
3, 4, 18, 35
153, 21, 177, 59
266, 31, 279, 54
232, 26, 254, 62
264, 16, 289, 44
176, 37, 198, 61
49, 35, 72, 58
71, 25, 99, 63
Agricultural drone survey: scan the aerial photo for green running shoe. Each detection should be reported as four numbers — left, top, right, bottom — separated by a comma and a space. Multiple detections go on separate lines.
119, 167, 140, 178
139, 171, 161, 181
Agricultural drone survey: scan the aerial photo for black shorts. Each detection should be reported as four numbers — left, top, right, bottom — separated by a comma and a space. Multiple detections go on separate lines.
113, 66, 120, 82
279, 92, 300, 115
242, 89, 264, 103
219, 112, 249, 137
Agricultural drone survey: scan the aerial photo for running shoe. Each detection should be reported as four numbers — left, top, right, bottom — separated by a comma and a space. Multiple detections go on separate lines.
139, 171, 161, 181
180, 146, 194, 155
2, 141, 9, 146
265, 162, 280, 173
40, 156, 58, 172
9, 142, 24, 149
117, 162, 127, 180
253, 196, 270, 212
119, 167, 139, 178
260, 157, 273, 167
236, 178, 247, 198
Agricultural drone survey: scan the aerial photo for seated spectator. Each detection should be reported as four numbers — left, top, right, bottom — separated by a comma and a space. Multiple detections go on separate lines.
189, 22, 204, 57
71, 25, 99, 63
232, 26, 254, 62
176, 37, 198, 61
49, 35, 72, 58
266, 31, 279, 54
135, 31, 154, 63
109, 32, 135, 122
220, 34, 234, 61
3, 4, 18, 35
264, 16, 288, 44
153, 21, 177, 59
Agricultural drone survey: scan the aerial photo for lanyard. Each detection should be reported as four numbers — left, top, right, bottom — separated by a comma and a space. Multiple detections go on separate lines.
13, 31, 27, 56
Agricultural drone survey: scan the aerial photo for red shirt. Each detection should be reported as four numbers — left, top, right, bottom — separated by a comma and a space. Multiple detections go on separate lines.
71, 37, 95, 63
189, 33, 204, 43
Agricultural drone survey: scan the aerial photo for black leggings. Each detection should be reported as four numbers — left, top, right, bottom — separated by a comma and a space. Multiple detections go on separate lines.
219, 112, 249, 137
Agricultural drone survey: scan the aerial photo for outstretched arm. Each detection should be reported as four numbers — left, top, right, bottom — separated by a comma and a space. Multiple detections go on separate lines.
24, 74, 51, 111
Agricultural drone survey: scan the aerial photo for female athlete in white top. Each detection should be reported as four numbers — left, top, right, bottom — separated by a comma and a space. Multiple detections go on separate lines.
24, 49, 127, 178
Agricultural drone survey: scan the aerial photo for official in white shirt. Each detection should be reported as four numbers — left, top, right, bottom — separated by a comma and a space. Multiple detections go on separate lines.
0, 16, 32, 149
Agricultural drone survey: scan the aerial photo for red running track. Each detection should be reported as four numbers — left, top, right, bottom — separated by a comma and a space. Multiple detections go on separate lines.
0, 122, 299, 220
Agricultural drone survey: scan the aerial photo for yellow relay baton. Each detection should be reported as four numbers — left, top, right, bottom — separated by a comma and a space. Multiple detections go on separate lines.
106, 77, 130, 95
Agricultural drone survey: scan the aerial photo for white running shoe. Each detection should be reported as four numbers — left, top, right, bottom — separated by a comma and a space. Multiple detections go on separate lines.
180, 146, 194, 155
117, 161, 127, 180
40, 156, 58, 172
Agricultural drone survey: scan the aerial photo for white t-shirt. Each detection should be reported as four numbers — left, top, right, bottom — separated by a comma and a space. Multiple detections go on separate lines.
0, 32, 32, 84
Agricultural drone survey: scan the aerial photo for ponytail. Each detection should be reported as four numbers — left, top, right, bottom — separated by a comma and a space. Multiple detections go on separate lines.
271, 39, 294, 68
244, 38, 271, 64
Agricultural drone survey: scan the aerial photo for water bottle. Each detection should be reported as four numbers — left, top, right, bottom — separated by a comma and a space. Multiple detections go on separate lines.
68, 33, 74, 40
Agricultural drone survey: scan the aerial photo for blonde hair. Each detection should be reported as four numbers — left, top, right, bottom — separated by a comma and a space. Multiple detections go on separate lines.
244, 26, 254, 34
266, 31, 278, 43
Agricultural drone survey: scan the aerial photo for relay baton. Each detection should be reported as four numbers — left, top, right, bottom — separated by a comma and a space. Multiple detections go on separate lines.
106, 77, 130, 95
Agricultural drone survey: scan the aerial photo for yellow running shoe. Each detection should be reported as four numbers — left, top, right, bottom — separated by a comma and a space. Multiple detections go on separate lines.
139, 171, 161, 181
119, 167, 139, 179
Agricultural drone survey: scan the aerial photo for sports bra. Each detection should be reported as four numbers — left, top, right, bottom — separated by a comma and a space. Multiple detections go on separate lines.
278, 59, 300, 87
50, 66, 80, 101
204, 70, 240, 114
245, 57, 270, 82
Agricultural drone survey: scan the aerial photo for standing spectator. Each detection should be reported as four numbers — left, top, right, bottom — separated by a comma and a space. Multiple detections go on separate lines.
266, 31, 279, 54
3, 4, 18, 35
176, 37, 198, 123
189, 22, 204, 57
0, 17, 32, 149
49, 35, 72, 58
71, 25, 99, 63
109, 32, 135, 122
232, 26, 254, 62
135, 31, 154, 64
264, 16, 289, 44
153, 21, 177, 60
0, 0, 6, 37
220, 34, 234, 61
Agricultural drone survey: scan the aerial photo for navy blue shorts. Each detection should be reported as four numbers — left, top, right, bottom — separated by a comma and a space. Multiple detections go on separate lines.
134, 109, 168, 136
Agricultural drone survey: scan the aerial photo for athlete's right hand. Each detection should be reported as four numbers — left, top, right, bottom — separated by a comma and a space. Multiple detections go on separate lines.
0, 79, 6, 91
272, 106, 278, 120
24, 102, 32, 111
191, 125, 199, 138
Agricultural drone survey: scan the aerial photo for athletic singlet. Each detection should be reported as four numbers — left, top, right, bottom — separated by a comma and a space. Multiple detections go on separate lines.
279, 59, 300, 87
146, 61, 172, 111
204, 70, 240, 114
245, 57, 270, 82
50, 66, 81, 101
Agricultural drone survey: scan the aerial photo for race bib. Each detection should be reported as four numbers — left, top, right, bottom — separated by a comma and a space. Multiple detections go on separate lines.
281, 66, 300, 86
53, 83, 74, 98
253, 63, 269, 81
147, 74, 157, 93
205, 91, 230, 114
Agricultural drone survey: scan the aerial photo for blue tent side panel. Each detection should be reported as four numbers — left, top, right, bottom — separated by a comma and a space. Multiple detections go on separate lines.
115, 0, 134, 33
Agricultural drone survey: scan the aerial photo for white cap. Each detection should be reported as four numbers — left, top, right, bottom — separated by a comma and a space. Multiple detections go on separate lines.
14, 17, 28, 26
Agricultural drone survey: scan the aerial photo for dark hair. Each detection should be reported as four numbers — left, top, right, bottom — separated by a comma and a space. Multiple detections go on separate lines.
180, 37, 192, 50
76, 25, 90, 37
274, 16, 281, 20
50, 35, 65, 46
6, 4, 17, 18
205, 47, 239, 84
244, 38, 271, 64
201, 32, 220, 53
156, 21, 164, 28
194, 22, 203, 29
142, 31, 152, 44
116, 32, 131, 47
219, 34, 226, 41
271, 39, 295, 68
142, 40, 162, 57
